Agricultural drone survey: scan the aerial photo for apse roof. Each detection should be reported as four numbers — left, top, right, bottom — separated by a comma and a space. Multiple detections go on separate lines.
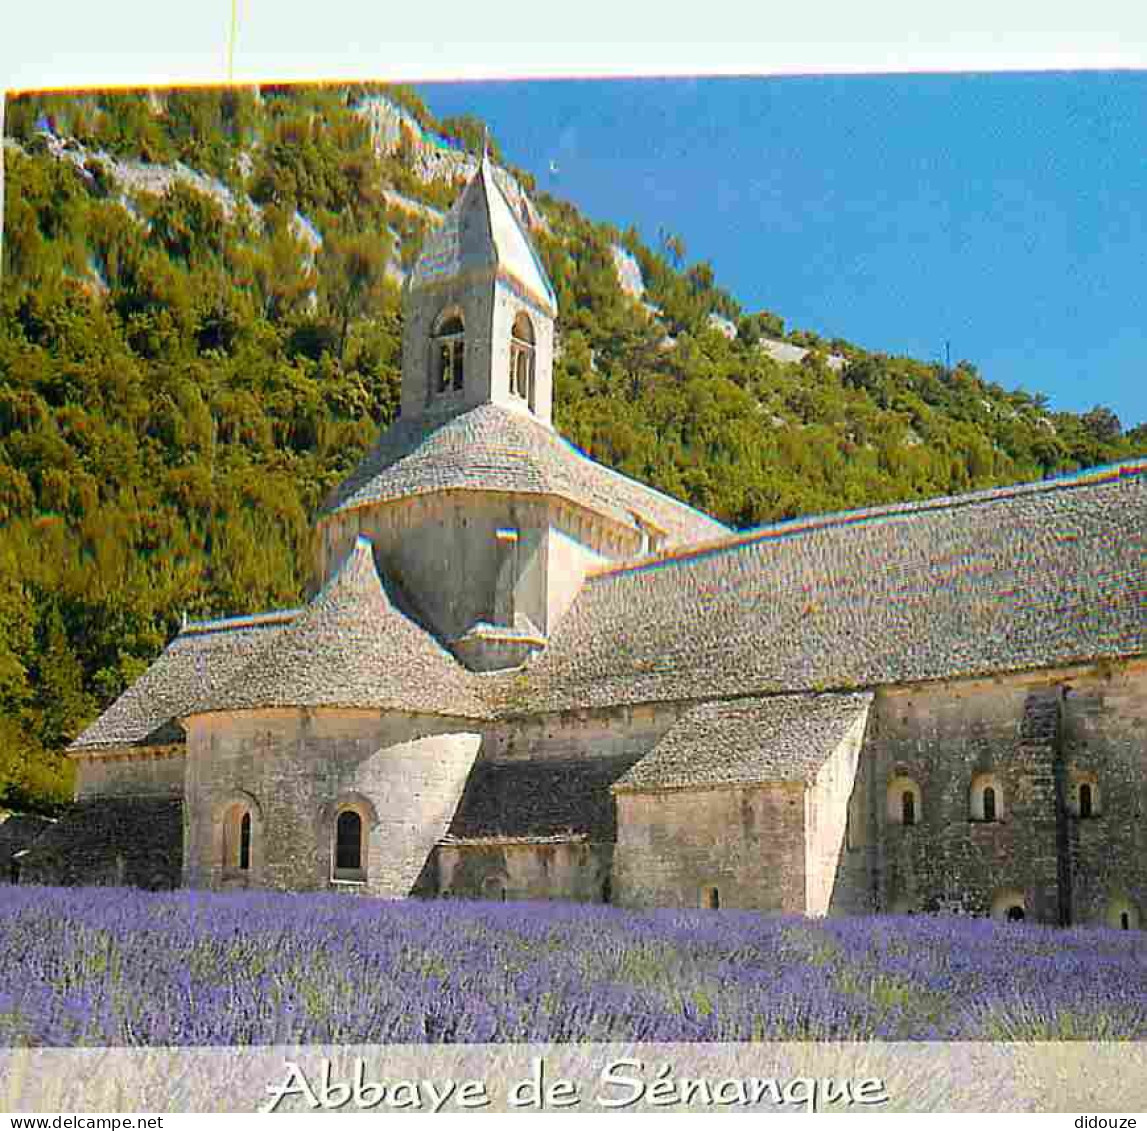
69, 612, 298, 750
182, 537, 489, 721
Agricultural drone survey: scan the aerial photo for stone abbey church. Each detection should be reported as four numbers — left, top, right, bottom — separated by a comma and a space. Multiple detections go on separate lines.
19, 157, 1147, 928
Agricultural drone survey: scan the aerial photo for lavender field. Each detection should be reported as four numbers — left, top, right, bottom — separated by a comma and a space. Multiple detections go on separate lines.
1, 886, 1145, 1045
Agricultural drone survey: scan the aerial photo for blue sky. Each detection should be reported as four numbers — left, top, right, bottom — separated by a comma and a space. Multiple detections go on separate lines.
420, 74, 1147, 428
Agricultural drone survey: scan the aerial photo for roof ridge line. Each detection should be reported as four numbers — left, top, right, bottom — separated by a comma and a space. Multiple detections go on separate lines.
182, 608, 303, 636
590, 458, 1147, 581
545, 425, 729, 529
481, 158, 557, 310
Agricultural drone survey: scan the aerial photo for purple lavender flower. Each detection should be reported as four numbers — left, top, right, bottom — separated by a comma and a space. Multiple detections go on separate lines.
0, 887, 1143, 1045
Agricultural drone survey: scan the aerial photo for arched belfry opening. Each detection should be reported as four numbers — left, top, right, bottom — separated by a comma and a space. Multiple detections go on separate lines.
510, 312, 536, 411
430, 311, 465, 398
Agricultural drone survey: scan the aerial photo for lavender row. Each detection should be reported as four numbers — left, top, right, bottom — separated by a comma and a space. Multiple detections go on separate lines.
1, 886, 1144, 1046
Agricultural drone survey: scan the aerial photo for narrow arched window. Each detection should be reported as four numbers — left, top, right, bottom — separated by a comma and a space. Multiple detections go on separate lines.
1106, 900, 1140, 930
971, 773, 1005, 822
887, 776, 922, 827
1070, 775, 1100, 818
510, 312, 536, 409
902, 791, 916, 827
1079, 783, 1093, 819
336, 810, 363, 872
991, 888, 1027, 921
239, 812, 251, 871
703, 886, 720, 910
983, 786, 997, 823
221, 802, 256, 874
431, 313, 465, 394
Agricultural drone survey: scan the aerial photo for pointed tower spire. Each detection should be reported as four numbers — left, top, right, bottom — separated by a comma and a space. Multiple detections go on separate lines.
401, 154, 557, 427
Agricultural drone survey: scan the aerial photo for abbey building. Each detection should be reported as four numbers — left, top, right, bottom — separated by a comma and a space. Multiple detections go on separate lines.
23, 156, 1147, 928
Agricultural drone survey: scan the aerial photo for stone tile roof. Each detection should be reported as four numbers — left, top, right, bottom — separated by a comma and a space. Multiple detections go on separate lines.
320, 401, 729, 546
70, 613, 298, 751
407, 153, 556, 315
190, 537, 489, 720
447, 755, 645, 840
492, 461, 1146, 714
614, 692, 873, 791
76, 462, 1145, 748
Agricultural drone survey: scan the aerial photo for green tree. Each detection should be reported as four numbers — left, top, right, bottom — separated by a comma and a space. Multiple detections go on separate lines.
439, 115, 503, 162
35, 606, 96, 751
318, 228, 392, 364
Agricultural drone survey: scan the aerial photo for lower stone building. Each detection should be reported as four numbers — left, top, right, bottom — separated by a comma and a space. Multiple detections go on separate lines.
17, 156, 1147, 927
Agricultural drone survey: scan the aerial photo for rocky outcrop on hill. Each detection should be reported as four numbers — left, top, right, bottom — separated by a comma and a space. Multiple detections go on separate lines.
355, 97, 548, 233
17, 94, 549, 294
38, 131, 248, 218
610, 244, 645, 299
708, 313, 737, 340
22, 131, 326, 264
758, 335, 846, 372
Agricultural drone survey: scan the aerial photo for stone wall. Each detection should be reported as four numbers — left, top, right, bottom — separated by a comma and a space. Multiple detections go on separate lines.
1059, 662, 1147, 928
866, 661, 1147, 925
871, 677, 1059, 919
833, 722, 880, 915
437, 840, 612, 902
544, 526, 608, 631
72, 747, 185, 800
612, 783, 807, 912
183, 709, 481, 896
0, 812, 55, 884
317, 494, 623, 645
447, 704, 682, 850
18, 798, 182, 890
485, 702, 682, 764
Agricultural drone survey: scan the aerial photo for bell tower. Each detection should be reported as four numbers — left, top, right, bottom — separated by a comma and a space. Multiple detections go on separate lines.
317, 154, 725, 673
400, 154, 558, 428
